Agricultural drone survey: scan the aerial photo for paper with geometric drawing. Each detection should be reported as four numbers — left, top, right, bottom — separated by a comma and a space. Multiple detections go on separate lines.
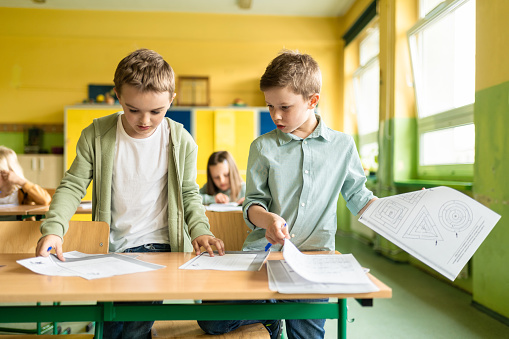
358, 187, 500, 281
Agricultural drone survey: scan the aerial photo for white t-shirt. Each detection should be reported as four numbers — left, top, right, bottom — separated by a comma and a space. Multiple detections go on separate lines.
0, 189, 19, 205
110, 115, 170, 252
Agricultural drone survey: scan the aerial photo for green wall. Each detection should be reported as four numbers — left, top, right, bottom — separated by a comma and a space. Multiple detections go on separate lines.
473, 80, 509, 318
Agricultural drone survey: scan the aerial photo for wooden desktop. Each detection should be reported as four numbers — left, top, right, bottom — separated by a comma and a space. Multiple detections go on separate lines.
0, 252, 391, 339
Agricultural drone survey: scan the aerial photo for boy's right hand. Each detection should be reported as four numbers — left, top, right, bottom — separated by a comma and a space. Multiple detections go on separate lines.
265, 214, 290, 246
36, 235, 65, 261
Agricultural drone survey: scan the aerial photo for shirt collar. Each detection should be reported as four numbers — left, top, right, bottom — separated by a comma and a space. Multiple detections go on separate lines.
277, 114, 332, 146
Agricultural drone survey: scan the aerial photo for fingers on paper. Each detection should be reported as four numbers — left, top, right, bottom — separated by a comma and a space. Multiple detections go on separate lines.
36, 235, 65, 261
192, 235, 225, 257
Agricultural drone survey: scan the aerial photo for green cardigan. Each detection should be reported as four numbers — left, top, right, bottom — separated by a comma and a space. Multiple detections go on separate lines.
41, 112, 213, 252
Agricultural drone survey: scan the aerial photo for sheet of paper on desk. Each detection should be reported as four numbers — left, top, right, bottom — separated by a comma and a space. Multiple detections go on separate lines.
79, 201, 92, 209
17, 251, 165, 280
267, 240, 378, 293
179, 251, 269, 271
205, 203, 242, 212
358, 186, 501, 281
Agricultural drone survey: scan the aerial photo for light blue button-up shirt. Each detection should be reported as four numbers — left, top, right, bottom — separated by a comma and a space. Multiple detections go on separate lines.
242, 115, 374, 251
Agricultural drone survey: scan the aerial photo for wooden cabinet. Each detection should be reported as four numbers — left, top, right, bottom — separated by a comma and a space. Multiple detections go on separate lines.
17, 154, 64, 189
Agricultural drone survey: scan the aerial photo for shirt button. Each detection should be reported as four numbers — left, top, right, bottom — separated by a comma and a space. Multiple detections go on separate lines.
301, 203, 305, 207
303, 141, 308, 145
305, 170, 309, 174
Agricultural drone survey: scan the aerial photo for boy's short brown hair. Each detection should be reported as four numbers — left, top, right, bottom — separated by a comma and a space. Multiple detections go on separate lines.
260, 50, 321, 98
113, 48, 175, 97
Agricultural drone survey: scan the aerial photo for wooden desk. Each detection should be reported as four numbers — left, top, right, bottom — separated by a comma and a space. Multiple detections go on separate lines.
0, 252, 391, 339
0, 202, 91, 221
27, 203, 92, 216
0, 205, 41, 219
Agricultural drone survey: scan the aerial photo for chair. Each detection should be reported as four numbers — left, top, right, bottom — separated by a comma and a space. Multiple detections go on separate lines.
0, 220, 109, 337
150, 211, 269, 338
151, 321, 269, 338
0, 220, 109, 254
205, 210, 251, 251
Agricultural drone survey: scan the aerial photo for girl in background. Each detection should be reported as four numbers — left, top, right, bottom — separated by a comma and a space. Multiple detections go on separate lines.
0, 146, 51, 206
200, 151, 245, 205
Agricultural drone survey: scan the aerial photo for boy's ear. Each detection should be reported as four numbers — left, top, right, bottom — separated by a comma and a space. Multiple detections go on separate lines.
170, 92, 176, 104
308, 93, 320, 108
114, 87, 120, 100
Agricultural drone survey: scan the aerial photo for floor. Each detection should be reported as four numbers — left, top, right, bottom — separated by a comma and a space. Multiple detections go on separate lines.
318, 234, 509, 339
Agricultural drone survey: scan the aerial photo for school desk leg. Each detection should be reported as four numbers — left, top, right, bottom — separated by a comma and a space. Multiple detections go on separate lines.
94, 320, 104, 339
338, 299, 347, 339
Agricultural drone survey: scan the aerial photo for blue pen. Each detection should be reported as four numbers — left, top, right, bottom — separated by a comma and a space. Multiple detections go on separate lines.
265, 223, 287, 251
47, 246, 52, 252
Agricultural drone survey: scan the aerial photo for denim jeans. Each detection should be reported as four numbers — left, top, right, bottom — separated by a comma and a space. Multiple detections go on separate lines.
103, 243, 171, 339
197, 298, 328, 339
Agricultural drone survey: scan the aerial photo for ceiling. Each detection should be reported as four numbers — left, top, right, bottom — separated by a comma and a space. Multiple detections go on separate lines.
0, 0, 356, 17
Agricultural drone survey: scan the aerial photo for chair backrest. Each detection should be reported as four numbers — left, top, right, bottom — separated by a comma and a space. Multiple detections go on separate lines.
0, 220, 110, 254
205, 211, 251, 251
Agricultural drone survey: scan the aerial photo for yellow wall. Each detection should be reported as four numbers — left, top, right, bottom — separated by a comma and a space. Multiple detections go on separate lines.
0, 8, 344, 130
476, 1, 509, 91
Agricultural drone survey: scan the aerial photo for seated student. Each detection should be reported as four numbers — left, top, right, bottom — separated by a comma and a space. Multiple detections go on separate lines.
199, 151, 246, 205
35, 48, 225, 339
0, 146, 51, 207
198, 51, 377, 339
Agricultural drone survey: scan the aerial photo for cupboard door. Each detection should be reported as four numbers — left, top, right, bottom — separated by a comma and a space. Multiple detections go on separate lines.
17, 155, 63, 189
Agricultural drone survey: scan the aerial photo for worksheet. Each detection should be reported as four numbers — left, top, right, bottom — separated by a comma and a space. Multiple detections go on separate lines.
358, 186, 501, 280
17, 251, 165, 280
267, 240, 378, 293
205, 203, 242, 212
179, 251, 269, 271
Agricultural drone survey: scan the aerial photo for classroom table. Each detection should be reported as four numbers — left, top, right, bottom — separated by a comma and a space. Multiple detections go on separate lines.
26, 203, 92, 218
0, 205, 42, 220
0, 202, 92, 221
0, 252, 391, 339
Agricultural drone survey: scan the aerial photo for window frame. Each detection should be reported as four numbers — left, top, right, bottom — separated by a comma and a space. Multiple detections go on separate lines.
407, 0, 475, 180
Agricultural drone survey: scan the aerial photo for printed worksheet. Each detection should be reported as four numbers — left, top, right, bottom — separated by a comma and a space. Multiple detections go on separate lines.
179, 251, 269, 271
205, 203, 242, 212
17, 251, 165, 280
282, 239, 369, 284
358, 186, 501, 280
267, 239, 378, 294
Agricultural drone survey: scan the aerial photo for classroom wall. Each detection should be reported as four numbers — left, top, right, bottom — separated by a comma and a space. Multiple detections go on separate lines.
0, 8, 343, 131
472, 0, 509, 320
342, 0, 509, 314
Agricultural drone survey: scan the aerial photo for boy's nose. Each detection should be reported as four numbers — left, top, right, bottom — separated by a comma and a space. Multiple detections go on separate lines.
271, 110, 282, 121
140, 113, 151, 125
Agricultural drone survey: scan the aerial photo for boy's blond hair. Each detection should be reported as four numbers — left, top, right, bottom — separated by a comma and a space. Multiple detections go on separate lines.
260, 50, 321, 99
113, 48, 175, 97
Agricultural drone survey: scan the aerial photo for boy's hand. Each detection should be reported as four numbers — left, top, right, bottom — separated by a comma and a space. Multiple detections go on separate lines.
265, 215, 290, 246
192, 235, 225, 257
36, 235, 65, 261
214, 193, 230, 204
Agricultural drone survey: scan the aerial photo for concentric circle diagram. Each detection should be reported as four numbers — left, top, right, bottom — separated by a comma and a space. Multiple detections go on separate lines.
438, 200, 472, 232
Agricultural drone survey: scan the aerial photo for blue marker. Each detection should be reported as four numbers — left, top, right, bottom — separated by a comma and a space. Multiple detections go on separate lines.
265, 223, 287, 251
47, 246, 52, 252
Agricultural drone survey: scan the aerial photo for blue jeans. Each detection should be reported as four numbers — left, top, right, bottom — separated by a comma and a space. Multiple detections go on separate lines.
197, 298, 328, 339
103, 243, 171, 339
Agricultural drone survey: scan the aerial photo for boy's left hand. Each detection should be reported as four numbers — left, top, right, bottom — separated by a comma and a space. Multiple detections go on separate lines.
192, 235, 225, 257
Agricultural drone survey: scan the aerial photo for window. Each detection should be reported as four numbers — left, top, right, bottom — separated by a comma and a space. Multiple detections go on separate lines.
353, 24, 380, 175
408, 0, 475, 179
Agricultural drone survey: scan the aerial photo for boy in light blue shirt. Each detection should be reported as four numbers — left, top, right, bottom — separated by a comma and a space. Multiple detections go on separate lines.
198, 50, 377, 339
